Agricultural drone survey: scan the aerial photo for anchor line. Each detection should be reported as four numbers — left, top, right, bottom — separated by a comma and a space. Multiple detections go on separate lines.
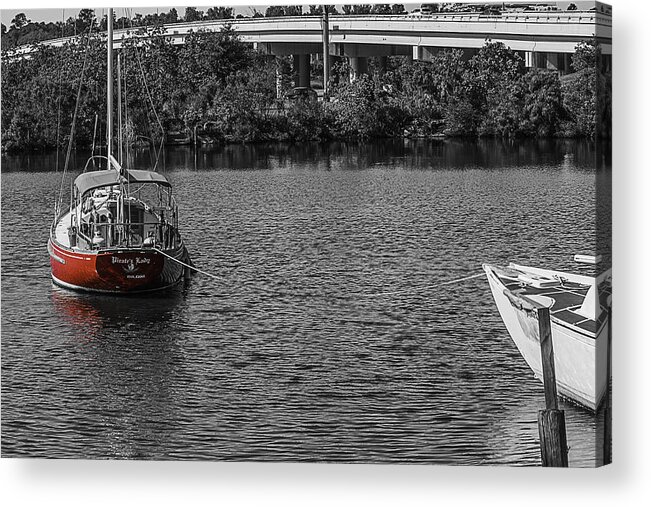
152, 248, 484, 297
153, 248, 484, 298
357, 272, 485, 297
152, 248, 221, 281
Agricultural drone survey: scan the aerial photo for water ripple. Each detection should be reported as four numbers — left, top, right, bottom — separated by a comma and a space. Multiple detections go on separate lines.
1, 140, 609, 465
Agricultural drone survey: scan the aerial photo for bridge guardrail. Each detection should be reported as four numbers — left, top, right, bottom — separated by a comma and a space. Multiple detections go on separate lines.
6, 11, 611, 57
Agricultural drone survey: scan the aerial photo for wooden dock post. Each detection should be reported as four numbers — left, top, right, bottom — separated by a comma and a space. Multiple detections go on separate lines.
538, 409, 568, 467
535, 305, 569, 467
537, 306, 559, 410
504, 290, 569, 467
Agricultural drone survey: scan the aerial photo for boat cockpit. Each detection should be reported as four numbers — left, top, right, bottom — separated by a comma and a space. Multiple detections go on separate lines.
53, 156, 181, 252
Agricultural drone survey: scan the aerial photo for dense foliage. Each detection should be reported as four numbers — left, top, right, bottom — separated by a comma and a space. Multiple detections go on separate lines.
1, 25, 610, 153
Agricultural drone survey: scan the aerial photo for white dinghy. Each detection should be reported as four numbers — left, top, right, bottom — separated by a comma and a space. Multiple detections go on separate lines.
483, 259, 611, 411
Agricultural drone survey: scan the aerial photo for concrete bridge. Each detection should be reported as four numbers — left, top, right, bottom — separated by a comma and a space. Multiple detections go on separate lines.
15, 11, 612, 87
164, 11, 611, 86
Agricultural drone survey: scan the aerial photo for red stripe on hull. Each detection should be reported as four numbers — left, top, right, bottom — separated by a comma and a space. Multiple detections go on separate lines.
49, 240, 187, 293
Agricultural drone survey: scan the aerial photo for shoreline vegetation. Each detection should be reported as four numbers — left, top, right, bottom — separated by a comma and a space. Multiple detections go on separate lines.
1, 9, 611, 154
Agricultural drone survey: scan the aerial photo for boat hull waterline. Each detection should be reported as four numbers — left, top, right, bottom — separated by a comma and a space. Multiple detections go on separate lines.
484, 264, 608, 411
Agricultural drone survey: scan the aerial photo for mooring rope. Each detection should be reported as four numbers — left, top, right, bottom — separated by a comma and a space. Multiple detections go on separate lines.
153, 247, 484, 298
152, 248, 221, 281
357, 272, 485, 297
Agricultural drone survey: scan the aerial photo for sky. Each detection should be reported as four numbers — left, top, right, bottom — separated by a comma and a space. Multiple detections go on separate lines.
1, 3, 252, 25
1, 2, 408, 25
1, 1, 597, 26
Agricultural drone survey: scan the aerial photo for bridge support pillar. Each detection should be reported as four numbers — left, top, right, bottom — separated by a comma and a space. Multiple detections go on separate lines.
525, 51, 534, 68
349, 56, 368, 81
525, 51, 548, 69
526, 51, 569, 70
412, 46, 423, 61
545, 53, 560, 71
552, 53, 571, 73
293, 53, 311, 88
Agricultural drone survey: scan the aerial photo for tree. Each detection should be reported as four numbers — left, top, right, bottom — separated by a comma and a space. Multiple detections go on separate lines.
464, 41, 522, 110
519, 69, 562, 136
430, 49, 465, 102
161, 8, 179, 24
286, 99, 330, 141
265, 5, 303, 17
440, 41, 524, 136
184, 7, 204, 22
98, 10, 117, 31
116, 14, 131, 29
572, 39, 600, 72
265, 6, 286, 17
561, 40, 604, 138
390, 4, 407, 14
131, 13, 143, 26
328, 74, 384, 139
206, 7, 234, 19
371, 5, 392, 15
11, 13, 30, 30
77, 8, 96, 33
308, 5, 337, 15
284, 6, 303, 16
353, 5, 373, 14
178, 25, 254, 112
208, 64, 278, 142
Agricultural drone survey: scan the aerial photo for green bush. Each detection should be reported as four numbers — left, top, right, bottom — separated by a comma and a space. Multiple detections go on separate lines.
1, 35, 611, 152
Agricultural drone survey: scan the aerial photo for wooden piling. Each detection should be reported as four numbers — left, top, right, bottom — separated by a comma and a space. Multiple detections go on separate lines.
538, 409, 569, 467
504, 290, 569, 467
538, 306, 559, 410
536, 304, 568, 467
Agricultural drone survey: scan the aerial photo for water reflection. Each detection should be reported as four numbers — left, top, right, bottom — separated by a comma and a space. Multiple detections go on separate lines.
48, 285, 191, 459
1, 138, 611, 174
50, 285, 186, 342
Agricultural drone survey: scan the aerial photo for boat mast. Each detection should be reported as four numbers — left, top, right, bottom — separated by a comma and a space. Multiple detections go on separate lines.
107, 8, 113, 170
322, 5, 330, 100
117, 53, 122, 165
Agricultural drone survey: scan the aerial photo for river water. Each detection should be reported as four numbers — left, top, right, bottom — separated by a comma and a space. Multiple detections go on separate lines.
1, 139, 611, 466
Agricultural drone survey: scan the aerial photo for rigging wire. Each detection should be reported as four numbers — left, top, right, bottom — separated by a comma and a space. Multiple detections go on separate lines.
54, 10, 64, 174
56, 19, 96, 217
124, 8, 166, 172
53, 9, 65, 216
133, 46, 165, 171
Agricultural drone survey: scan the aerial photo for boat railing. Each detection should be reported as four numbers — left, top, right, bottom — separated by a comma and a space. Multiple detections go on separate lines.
78, 220, 179, 250
82, 155, 113, 173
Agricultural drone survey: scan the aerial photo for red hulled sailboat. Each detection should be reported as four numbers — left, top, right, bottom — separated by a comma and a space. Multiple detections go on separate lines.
48, 10, 191, 293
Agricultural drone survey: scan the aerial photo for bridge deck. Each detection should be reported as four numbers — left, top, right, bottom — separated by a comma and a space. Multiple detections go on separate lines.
10, 12, 612, 57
